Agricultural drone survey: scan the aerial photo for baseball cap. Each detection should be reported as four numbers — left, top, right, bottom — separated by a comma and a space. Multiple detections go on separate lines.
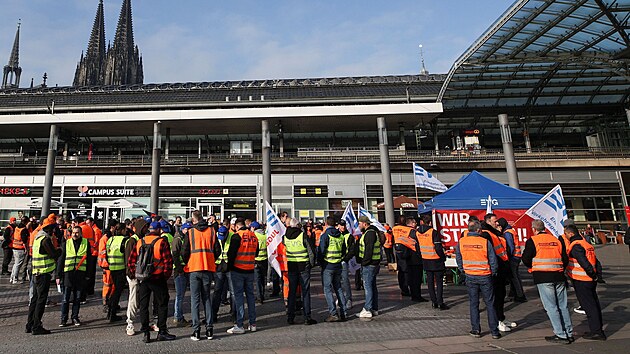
149, 221, 161, 230
338, 220, 346, 226
217, 226, 229, 241
181, 222, 193, 231
358, 216, 371, 224
159, 220, 170, 232
250, 221, 261, 229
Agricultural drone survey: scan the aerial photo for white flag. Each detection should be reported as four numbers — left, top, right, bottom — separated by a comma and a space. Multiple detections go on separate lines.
486, 195, 493, 214
525, 185, 568, 238
358, 205, 386, 232
342, 203, 361, 237
265, 201, 286, 277
413, 163, 447, 192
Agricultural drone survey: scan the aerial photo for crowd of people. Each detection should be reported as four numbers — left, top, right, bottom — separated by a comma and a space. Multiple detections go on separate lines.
0, 209, 608, 344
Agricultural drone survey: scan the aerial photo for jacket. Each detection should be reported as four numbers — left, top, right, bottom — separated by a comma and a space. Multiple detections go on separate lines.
341, 230, 355, 263
521, 233, 569, 284
57, 238, 93, 289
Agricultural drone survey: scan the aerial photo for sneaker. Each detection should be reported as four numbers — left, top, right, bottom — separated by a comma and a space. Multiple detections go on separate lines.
59, 321, 68, 327
514, 296, 528, 303
190, 330, 201, 341
503, 319, 517, 328
438, 303, 450, 311
248, 324, 257, 332
492, 333, 502, 339
227, 326, 245, 334
206, 328, 214, 339
126, 324, 135, 336
72, 319, 81, 326
173, 318, 190, 328
498, 321, 512, 332
582, 332, 606, 341
573, 306, 586, 315
109, 314, 123, 323
357, 308, 373, 319
544, 335, 571, 344
150, 324, 160, 332
157, 331, 176, 341
325, 315, 339, 323
469, 330, 481, 338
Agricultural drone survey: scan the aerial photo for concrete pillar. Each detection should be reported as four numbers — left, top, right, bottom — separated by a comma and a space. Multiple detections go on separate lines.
398, 124, 405, 148
499, 114, 520, 189
377, 117, 395, 227
151, 122, 162, 213
198, 139, 202, 159
42, 124, 58, 216
165, 128, 170, 161
626, 109, 630, 127
262, 120, 272, 216
433, 123, 439, 154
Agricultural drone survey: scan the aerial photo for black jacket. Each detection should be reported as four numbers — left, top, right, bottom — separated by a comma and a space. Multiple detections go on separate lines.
284, 226, 316, 272
57, 238, 93, 289
358, 225, 381, 266
522, 233, 569, 284
417, 224, 446, 271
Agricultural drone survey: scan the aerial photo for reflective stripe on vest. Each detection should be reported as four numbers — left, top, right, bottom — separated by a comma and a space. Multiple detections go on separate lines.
285, 232, 309, 263
32, 234, 56, 275
11, 226, 25, 250
417, 229, 439, 260
234, 230, 257, 271
106, 235, 127, 271
393, 226, 417, 251
567, 239, 596, 281
459, 236, 491, 276
324, 235, 344, 264
359, 231, 381, 261
489, 233, 508, 261
215, 234, 232, 265
531, 233, 564, 273
64, 238, 88, 272
255, 232, 268, 261
185, 228, 217, 272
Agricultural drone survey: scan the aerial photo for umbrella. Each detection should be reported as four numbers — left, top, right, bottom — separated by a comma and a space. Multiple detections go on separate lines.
94, 198, 147, 209
26, 198, 66, 209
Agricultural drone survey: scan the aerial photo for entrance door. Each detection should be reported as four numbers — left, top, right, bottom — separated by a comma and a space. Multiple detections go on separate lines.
198, 199, 223, 221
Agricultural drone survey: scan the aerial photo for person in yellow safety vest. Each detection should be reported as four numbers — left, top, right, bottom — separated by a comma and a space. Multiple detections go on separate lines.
417, 213, 449, 310
57, 225, 92, 327
481, 213, 516, 333
284, 218, 317, 325
105, 224, 130, 323
26, 213, 61, 335
497, 218, 527, 303
211, 226, 233, 323
565, 224, 606, 341
160, 220, 174, 247
318, 217, 348, 322
99, 220, 119, 315
356, 216, 381, 319
251, 221, 268, 304
522, 219, 574, 344
338, 220, 354, 310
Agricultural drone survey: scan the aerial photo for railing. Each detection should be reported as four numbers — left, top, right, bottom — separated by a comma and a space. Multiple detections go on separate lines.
1, 147, 630, 168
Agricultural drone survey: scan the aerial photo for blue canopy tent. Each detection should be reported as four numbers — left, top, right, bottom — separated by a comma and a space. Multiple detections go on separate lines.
419, 171, 542, 213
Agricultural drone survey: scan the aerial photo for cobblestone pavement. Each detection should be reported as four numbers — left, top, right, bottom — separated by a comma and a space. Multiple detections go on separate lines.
0, 244, 628, 354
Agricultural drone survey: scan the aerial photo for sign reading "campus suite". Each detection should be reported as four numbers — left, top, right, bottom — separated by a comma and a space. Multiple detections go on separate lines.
77, 186, 137, 197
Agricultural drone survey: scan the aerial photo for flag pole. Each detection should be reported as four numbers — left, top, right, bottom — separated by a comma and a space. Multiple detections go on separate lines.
414, 186, 420, 214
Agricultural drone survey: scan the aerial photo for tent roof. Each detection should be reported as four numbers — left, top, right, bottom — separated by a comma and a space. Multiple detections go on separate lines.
420, 170, 542, 211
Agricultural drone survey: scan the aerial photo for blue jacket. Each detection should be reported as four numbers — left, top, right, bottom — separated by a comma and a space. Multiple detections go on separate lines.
503, 227, 516, 260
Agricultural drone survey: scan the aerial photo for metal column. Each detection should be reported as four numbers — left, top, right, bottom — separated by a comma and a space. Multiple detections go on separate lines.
377, 117, 395, 227
42, 124, 58, 216
262, 120, 272, 215
522, 119, 532, 153
151, 121, 162, 214
499, 114, 520, 189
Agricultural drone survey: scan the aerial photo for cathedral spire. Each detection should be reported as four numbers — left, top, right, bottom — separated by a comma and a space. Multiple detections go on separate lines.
74, 0, 107, 86
2, 21, 22, 89
105, 0, 143, 85
87, 0, 106, 62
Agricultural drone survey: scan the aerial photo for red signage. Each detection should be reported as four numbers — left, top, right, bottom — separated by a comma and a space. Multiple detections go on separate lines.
0, 187, 31, 196
199, 189, 222, 195
435, 209, 534, 250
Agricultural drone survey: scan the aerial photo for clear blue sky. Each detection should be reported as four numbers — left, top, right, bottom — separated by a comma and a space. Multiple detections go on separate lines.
0, 0, 509, 87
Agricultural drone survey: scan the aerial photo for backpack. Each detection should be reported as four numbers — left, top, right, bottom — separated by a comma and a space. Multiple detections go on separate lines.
135, 237, 161, 283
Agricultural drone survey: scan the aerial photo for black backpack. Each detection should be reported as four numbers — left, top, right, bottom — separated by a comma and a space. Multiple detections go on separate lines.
135, 237, 161, 283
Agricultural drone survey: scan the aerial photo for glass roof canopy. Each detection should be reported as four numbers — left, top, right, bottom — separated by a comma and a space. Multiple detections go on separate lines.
439, 0, 630, 116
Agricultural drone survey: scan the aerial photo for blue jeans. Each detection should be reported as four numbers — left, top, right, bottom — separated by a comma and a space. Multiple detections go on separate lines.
212, 271, 233, 321
323, 268, 347, 316
287, 268, 312, 319
361, 265, 379, 311
230, 271, 256, 328
61, 286, 82, 322
190, 271, 213, 332
537, 282, 573, 338
466, 275, 498, 335
174, 272, 189, 321
341, 262, 352, 302
254, 261, 268, 301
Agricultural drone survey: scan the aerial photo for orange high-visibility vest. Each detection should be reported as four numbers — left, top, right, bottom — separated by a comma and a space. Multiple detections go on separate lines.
233, 229, 257, 271
92, 225, 103, 247
29, 225, 42, 256
383, 231, 393, 249
136, 235, 166, 276
184, 227, 217, 273
489, 233, 509, 262
567, 239, 596, 281
80, 223, 97, 256
315, 229, 323, 247
561, 233, 571, 254
98, 235, 110, 269
531, 233, 564, 273
462, 230, 469, 238
504, 229, 521, 258
393, 225, 417, 251
277, 243, 288, 272
11, 226, 25, 250
417, 229, 440, 260
459, 236, 491, 276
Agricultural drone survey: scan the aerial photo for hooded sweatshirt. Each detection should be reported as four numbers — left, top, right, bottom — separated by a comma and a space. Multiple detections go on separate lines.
318, 226, 346, 270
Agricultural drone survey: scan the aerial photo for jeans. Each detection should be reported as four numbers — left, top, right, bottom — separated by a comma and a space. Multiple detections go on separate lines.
26, 273, 51, 331
230, 271, 256, 328
426, 270, 444, 305
126, 276, 138, 325
137, 278, 169, 333
10, 249, 26, 282
174, 272, 189, 321
212, 271, 233, 321
323, 268, 347, 316
61, 286, 82, 322
361, 265, 379, 311
537, 282, 573, 339
254, 261, 268, 301
341, 261, 352, 302
287, 268, 312, 320
466, 275, 498, 335
508, 258, 525, 299
190, 271, 213, 331
1, 247, 12, 273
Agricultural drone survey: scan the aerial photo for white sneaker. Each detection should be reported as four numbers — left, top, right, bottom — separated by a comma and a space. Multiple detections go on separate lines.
227, 326, 245, 334
498, 321, 512, 332
346, 300, 353, 310
574, 307, 586, 315
357, 308, 372, 318
126, 323, 135, 336
503, 319, 517, 328
248, 324, 257, 332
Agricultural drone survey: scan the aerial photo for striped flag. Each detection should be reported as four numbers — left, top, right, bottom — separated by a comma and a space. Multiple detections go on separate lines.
525, 185, 568, 238
265, 201, 286, 276
413, 163, 447, 192
358, 204, 386, 232
342, 203, 361, 236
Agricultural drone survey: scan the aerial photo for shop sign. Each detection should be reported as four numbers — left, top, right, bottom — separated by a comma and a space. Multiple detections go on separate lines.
77, 186, 135, 197
199, 188, 228, 196
0, 187, 31, 196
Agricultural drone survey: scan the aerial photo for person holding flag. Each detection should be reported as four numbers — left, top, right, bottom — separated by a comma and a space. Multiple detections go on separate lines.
338, 220, 355, 310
